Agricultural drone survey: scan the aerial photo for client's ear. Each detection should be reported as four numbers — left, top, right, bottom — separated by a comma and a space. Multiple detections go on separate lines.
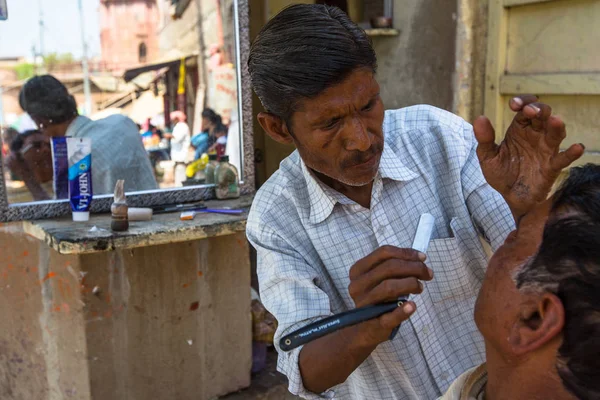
257, 112, 294, 145
508, 293, 565, 355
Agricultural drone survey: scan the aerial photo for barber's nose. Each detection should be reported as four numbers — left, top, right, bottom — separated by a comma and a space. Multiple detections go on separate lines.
344, 117, 370, 152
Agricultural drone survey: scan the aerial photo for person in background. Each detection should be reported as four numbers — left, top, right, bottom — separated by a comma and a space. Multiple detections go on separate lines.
440, 164, 600, 400
18, 75, 157, 195
166, 110, 191, 164
192, 108, 222, 160
208, 123, 228, 159
140, 118, 154, 142
5, 130, 54, 201
165, 110, 191, 186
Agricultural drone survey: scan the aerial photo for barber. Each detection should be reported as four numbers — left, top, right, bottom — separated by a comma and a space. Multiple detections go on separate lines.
246, 4, 584, 400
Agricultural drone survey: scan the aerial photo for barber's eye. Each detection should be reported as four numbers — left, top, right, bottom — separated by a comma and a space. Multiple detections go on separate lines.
324, 119, 339, 130
362, 103, 373, 112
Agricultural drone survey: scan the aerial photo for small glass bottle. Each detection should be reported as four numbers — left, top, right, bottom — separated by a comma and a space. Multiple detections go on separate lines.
215, 155, 240, 199
111, 180, 129, 231
204, 154, 219, 184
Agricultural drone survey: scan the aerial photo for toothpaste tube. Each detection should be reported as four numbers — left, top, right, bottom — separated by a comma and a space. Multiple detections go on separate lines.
51, 137, 69, 199
67, 138, 93, 221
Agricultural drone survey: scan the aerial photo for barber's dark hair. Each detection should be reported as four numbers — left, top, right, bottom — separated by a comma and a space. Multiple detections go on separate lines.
248, 4, 377, 123
19, 75, 78, 124
515, 164, 600, 399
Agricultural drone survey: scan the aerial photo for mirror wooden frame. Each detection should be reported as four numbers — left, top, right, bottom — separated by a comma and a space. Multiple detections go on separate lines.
0, 0, 254, 222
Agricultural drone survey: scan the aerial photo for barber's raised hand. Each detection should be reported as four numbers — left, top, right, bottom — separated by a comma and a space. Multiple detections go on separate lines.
473, 95, 585, 219
473, 95, 585, 217
348, 246, 433, 346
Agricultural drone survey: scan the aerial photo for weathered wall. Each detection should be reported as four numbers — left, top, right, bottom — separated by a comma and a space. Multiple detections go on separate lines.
373, 0, 458, 112
158, 1, 202, 58
0, 223, 252, 400
453, 0, 488, 123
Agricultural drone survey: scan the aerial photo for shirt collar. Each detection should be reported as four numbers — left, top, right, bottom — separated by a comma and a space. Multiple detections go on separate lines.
301, 160, 344, 224
378, 142, 420, 182
301, 143, 419, 224
65, 115, 92, 137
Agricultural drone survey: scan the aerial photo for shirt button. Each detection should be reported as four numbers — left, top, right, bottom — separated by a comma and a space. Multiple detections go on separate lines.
422, 325, 430, 335
440, 372, 449, 381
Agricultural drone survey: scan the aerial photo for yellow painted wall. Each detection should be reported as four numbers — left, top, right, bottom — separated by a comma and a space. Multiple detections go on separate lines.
267, 0, 314, 19
485, 0, 600, 165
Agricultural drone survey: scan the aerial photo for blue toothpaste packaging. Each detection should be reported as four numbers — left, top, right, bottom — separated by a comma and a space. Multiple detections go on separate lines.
67, 138, 93, 221
51, 137, 69, 199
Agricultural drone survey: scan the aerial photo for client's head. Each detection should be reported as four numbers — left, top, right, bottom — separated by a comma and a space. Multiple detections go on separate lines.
474, 164, 600, 399
9, 130, 53, 184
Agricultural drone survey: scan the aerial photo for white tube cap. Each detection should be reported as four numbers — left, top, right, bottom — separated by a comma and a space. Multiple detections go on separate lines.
72, 211, 90, 222
128, 207, 153, 221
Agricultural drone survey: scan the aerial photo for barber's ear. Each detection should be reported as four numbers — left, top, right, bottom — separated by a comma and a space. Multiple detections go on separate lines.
508, 293, 565, 355
257, 112, 294, 145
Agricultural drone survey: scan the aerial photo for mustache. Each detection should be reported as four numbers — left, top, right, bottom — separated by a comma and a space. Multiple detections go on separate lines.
341, 143, 383, 169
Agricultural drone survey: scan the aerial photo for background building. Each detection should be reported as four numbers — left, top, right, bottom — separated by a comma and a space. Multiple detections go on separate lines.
99, 0, 160, 74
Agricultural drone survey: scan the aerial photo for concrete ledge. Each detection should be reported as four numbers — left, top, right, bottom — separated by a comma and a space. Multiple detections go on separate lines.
21, 196, 253, 255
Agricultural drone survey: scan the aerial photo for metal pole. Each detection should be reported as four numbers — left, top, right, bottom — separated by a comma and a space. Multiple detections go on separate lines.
39, 0, 44, 58
78, 0, 92, 116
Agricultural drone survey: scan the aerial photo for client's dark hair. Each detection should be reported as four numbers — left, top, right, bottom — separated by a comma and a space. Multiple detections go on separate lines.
9, 130, 41, 154
19, 75, 78, 124
248, 4, 377, 124
516, 164, 600, 399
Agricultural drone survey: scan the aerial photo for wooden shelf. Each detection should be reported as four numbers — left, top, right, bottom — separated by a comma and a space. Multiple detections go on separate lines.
365, 28, 400, 37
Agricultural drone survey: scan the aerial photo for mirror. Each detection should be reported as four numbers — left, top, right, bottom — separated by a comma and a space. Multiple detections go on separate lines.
0, 0, 249, 215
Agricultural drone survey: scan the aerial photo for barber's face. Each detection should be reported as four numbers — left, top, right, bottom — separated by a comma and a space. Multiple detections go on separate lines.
474, 200, 552, 353
287, 68, 385, 187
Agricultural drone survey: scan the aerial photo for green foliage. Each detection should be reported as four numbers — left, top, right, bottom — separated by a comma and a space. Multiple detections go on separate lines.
14, 63, 36, 80
43, 52, 74, 72
13, 53, 75, 81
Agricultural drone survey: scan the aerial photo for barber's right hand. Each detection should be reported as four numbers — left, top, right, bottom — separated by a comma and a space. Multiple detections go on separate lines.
348, 245, 433, 345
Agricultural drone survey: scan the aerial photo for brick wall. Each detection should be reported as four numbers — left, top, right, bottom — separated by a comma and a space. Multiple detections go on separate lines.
99, 0, 160, 73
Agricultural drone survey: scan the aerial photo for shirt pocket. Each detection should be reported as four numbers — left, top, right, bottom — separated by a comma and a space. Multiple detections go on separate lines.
425, 217, 488, 304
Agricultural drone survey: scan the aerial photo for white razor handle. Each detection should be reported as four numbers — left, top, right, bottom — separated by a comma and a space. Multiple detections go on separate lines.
399, 213, 435, 303
411, 213, 435, 253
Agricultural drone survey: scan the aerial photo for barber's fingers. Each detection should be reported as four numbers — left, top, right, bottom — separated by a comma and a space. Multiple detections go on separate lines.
551, 143, 585, 171
378, 301, 416, 330
509, 95, 539, 112
349, 245, 426, 279
473, 116, 499, 163
545, 115, 567, 148
355, 278, 424, 307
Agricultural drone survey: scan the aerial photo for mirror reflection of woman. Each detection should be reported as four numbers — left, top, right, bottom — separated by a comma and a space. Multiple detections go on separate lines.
18, 75, 158, 196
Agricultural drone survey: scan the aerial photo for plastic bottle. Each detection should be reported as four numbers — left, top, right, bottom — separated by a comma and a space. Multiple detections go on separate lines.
215, 155, 240, 199
204, 154, 219, 184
